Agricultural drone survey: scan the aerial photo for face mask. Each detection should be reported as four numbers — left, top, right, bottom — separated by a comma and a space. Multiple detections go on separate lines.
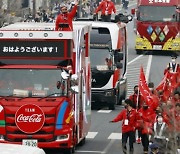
157, 117, 163, 124
134, 90, 138, 94
172, 59, 176, 62
149, 88, 153, 91
124, 104, 128, 109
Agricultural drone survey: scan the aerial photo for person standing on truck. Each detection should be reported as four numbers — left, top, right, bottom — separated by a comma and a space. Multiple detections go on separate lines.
55, 0, 78, 31
110, 99, 138, 154
94, 0, 116, 22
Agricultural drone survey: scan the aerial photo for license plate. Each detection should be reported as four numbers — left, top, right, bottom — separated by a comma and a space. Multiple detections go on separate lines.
153, 45, 162, 50
22, 139, 38, 147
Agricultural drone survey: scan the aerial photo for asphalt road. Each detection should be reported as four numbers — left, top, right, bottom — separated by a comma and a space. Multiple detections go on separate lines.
44, 3, 180, 154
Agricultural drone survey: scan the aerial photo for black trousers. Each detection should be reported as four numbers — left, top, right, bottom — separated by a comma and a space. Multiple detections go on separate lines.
122, 131, 135, 154
101, 14, 111, 22
141, 133, 149, 152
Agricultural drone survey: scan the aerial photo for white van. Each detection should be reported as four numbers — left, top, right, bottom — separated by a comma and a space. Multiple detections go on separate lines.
0, 143, 45, 154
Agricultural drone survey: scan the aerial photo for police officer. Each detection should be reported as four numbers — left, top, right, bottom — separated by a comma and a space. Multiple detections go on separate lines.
149, 143, 160, 154
110, 99, 138, 154
150, 114, 169, 154
164, 55, 179, 74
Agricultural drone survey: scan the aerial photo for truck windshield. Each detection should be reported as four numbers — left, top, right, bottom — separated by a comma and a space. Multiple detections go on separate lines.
0, 69, 67, 97
139, 6, 177, 22
90, 48, 111, 69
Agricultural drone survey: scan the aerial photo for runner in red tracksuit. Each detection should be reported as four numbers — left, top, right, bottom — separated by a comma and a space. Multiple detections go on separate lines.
129, 85, 145, 110
55, 0, 78, 31
137, 103, 155, 154
94, 0, 116, 22
110, 99, 138, 154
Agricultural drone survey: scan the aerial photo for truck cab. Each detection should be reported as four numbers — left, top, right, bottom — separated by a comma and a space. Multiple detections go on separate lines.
74, 21, 128, 110
0, 22, 91, 154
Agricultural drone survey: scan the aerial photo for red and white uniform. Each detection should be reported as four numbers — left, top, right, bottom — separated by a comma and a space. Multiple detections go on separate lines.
55, 5, 77, 31
112, 108, 138, 133
95, 0, 116, 15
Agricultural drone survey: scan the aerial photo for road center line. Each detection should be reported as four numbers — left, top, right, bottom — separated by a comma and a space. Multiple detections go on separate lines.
146, 55, 152, 81
76, 150, 103, 153
127, 55, 143, 65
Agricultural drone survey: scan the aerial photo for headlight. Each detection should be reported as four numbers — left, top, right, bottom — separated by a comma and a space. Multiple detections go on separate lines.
172, 43, 179, 47
0, 135, 4, 140
56, 134, 69, 141
105, 90, 114, 96
136, 42, 144, 46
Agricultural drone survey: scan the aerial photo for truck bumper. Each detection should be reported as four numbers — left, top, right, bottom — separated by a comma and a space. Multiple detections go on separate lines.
91, 89, 116, 105
0, 139, 73, 149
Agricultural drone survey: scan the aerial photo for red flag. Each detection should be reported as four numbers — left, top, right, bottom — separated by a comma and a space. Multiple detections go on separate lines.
139, 66, 158, 109
156, 72, 168, 91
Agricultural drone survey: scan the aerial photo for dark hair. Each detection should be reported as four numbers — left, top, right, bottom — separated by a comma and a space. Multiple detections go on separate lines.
148, 82, 154, 88
175, 103, 180, 108
134, 85, 138, 90
174, 91, 180, 95
124, 99, 134, 107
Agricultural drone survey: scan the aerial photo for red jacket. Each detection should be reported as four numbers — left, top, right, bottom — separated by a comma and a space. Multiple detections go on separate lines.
137, 107, 155, 134
55, 5, 77, 31
95, 0, 116, 15
129, 93, 145, 109
112, 108, 138, 133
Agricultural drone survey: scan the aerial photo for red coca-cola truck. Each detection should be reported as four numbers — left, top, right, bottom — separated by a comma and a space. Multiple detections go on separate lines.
0, 22, 91, 154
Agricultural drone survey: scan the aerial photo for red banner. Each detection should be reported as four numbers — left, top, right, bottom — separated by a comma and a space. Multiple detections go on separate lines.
139, 66, 158, 109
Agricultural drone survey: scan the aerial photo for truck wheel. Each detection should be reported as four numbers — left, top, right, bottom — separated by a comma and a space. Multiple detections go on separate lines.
79, 137, 86, 146
109, 104, 115, 110
64, 147, 75, 154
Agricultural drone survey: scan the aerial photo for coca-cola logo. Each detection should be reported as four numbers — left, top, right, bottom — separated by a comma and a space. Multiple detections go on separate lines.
15, 104, 45, 134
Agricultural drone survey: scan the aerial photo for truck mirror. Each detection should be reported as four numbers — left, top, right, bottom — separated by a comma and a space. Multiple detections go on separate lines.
71, 74, 78, 86
116, 62, 123, 69
117, 52, 123, 61
71, 86, 79, 93
56, 81, 61, 89
61, 71, 69, 80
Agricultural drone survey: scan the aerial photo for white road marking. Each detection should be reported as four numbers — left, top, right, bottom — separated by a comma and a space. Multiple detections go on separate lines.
127, 55, 143, 66
76, 150, 103, 153
97, 110, 112, 113
86, 132, 98, 139
108, 133, 122, 140
146, 55, 152, 81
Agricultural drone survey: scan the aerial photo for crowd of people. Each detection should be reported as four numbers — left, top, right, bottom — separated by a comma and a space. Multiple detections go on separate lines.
110, 55, 180, 154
